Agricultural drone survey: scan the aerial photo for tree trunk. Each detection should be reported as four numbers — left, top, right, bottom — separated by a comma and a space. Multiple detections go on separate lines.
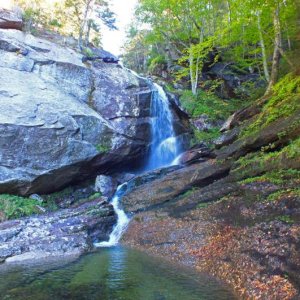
78, 0, 93, 50
257, 12, 270, 82
265, 5, 281, 95
84, 20, 92, 47
189, 51, 197, 95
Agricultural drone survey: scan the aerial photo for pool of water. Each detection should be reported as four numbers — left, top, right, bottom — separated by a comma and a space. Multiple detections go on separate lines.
0, 247, 235, 300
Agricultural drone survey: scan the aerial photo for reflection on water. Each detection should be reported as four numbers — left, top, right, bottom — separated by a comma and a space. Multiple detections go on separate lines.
0, 247, 235, 300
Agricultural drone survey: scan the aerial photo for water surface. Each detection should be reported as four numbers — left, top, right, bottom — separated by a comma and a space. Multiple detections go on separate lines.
0, 247, 235, 300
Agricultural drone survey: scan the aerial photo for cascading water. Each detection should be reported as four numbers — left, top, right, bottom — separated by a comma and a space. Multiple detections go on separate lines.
146, 83, 181, 170
96, 82, 181, 248
95, 183, 129, 247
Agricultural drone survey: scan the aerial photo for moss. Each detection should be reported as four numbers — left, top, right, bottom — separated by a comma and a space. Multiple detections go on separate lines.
241, 73, 300, 137
43, 185, 100, 208
277, 215, 294, 224
267, 188, 300, 202
181, 188, 198, 198
82, 47, 96, 58
231, 137, 300, 183
239, 169, 300, 185
197, 202, 211, 209
96, 144, 110, 153
0, 194, 44, 221
88, 192, 102, 200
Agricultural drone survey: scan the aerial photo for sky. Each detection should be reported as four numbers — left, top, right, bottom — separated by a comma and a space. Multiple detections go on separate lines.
101, 0, 138, 56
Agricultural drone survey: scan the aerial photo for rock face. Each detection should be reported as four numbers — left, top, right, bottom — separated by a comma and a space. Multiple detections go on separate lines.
0, 198, 116, 264
0, 9, 23, 30
122, 160, 231, 213
0, 28, 187, 195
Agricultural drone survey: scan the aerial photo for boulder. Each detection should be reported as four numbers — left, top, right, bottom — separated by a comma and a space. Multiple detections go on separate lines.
192, 115, 222, 131
0, 29, 155, 195
0, 199, 116, 264
0, 9, 22, 30
95, 175, 118, 199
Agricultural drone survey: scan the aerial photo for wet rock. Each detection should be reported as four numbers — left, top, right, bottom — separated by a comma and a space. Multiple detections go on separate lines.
0, 9, 22, 30
0, 199, 116, 264
95, 175, 117, 199
122, 160, 231, 213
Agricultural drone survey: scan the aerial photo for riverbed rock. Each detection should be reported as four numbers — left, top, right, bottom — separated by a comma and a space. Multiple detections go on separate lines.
0, 198, 116, 264
0, 9, 23, 30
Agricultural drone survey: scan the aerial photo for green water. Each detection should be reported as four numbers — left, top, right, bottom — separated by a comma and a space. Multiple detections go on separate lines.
0, 247, 235, 300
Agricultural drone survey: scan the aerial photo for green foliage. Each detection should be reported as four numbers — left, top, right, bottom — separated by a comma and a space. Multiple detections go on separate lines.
82, 47, 95, 57
15, 0, 116, 47
0, 194, 42, 221
123, 0, 298, 94
148, 55, 166, 73
180, 89, 246, 121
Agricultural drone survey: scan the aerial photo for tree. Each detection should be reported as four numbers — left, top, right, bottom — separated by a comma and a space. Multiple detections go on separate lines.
124, 0, 298, 95
64, 0, 116, 50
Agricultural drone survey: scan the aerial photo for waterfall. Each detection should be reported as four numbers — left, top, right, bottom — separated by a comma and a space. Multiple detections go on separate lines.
146, 83, 181, 170
96, 82, 181, 248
